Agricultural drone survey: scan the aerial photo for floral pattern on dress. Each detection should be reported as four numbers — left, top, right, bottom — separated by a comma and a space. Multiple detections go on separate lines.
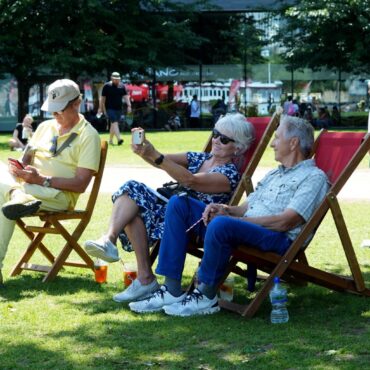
112, 151, 240, 252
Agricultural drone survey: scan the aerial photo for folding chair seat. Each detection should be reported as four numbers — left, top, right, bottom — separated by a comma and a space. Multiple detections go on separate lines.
10, 140, 108, 282
149, 113, 280, 265
218, 131, 370, 318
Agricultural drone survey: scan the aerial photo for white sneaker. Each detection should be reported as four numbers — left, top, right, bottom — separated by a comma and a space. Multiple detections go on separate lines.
129, 285, 186, 313
113, 278, 159, 303
163, 288, 220, 317
84, 236, 119, 263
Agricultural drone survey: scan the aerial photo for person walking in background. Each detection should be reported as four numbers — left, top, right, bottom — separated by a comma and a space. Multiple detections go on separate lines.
8, 114, 34, 151
189, 94, 200, 128
98, 72, 132, 145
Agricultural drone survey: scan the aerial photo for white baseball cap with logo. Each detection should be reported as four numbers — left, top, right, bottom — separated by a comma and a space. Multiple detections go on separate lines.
111, 72, 121, 80
41, 79, 80, 113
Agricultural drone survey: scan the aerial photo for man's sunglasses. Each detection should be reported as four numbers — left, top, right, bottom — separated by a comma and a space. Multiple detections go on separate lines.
212, 129, 235, 145
49, 135, 58, 155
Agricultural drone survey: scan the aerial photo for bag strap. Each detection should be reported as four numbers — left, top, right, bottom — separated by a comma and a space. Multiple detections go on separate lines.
52, 132, 78, 157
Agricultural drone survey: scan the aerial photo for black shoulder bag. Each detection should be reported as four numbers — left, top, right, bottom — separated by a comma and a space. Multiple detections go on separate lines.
156, 181, 199, 201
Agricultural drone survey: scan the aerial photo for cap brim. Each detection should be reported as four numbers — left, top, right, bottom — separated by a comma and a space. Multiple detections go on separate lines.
41, 98, 68, 113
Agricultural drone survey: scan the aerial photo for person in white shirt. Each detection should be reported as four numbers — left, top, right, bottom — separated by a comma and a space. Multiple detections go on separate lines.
189, 94, 200, 128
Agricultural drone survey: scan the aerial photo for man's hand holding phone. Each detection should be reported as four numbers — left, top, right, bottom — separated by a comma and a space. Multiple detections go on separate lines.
8, 158, 41, 185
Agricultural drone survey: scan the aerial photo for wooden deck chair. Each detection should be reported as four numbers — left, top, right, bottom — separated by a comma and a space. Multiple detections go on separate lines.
149, 113, 280, 265
10, 140, 108, 282
218, 131, 370, 318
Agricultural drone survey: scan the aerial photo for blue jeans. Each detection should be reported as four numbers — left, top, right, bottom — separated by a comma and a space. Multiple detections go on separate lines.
155, 196, 292, 286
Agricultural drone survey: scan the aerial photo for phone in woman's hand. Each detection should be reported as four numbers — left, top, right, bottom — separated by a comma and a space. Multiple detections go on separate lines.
132, 129, 144, 144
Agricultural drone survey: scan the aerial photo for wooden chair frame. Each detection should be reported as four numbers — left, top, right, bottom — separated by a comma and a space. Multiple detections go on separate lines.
10, 140, 108, 282
149, 113, 280, 265
218, 131, 370, 318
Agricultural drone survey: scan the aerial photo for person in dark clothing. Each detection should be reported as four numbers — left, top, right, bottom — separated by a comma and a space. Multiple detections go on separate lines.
98, 72, 132, 145
8, 114, 34, 151
212, 99, 227, 124
314, 107, 331, 129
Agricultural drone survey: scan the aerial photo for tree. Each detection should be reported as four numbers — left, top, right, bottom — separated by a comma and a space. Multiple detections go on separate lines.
0, 0, 203, 119
0, 0, 262, 119
276, 0, 370, 73
184, 12, 264, 66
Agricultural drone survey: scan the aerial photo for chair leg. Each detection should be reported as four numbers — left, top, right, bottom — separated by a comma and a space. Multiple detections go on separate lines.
42, 219, 94, 282
10, 231, 48, 277
328, 197, 366, 292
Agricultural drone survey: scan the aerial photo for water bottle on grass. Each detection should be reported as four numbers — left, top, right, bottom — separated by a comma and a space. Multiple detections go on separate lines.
269, 277, 289, 323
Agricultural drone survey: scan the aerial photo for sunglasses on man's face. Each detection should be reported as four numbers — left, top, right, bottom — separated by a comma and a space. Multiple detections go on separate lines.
212, 129, 235, 145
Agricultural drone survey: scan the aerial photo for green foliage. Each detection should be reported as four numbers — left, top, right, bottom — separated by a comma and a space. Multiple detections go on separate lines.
277, 0, 370, 73
0, 0, 256, 80
0, 0, 201, 79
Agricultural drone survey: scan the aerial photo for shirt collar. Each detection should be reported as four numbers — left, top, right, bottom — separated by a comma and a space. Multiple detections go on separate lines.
278, 159, 314, 173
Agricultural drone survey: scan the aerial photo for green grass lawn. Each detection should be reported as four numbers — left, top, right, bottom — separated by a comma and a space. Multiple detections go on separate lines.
1, 130, 369, 169
0, 130, 369, 369
0, 194, 369, 369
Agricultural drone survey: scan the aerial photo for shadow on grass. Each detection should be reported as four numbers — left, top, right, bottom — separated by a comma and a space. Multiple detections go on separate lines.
1, 272, 369, 369
46, 289, 370, 369
0, 273, 106, 302
1, 343, 77, 369
0, 142, 10, 150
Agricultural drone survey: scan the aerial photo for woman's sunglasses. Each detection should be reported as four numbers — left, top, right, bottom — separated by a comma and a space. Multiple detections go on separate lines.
212, 129, 235, 145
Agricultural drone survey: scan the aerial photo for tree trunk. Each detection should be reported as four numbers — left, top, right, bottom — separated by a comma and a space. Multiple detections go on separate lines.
16, 77, 31, 122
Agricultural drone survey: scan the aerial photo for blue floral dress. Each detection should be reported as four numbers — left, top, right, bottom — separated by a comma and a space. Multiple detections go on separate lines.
112, 152, 240, 252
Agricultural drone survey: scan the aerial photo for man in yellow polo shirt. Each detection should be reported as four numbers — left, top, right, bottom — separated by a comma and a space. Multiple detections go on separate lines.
0, 79, 101, 285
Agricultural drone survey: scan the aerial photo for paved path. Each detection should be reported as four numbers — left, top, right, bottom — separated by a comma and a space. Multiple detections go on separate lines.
96, 165, 370, 201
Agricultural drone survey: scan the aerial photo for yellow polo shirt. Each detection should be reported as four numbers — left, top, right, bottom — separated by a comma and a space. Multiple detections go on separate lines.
28, 114, 101, 208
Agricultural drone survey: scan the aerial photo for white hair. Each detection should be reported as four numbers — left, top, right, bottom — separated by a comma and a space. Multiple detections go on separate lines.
280, 115, 314, 158
215, 113, 255, 154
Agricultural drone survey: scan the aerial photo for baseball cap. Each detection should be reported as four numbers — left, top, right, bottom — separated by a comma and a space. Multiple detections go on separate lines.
111, 72, 121, 80
41, 79, 80, 112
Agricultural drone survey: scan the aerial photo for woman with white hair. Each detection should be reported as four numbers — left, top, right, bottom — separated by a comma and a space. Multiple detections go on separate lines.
85, 113, 255, 303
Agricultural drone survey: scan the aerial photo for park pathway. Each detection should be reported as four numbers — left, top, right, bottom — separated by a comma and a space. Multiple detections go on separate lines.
95, 165, 370, 201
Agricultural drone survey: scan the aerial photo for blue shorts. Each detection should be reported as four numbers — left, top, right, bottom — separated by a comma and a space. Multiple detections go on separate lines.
106, 109, 122, 123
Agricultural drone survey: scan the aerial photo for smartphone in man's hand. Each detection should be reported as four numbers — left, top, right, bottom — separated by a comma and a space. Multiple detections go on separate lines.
8, 158, 25, 170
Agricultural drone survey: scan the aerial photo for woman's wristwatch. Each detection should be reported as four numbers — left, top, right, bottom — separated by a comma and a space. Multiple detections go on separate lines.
154, 154, 164, 165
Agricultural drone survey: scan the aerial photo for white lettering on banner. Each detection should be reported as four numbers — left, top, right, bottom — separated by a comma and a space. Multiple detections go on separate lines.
155, 67, 216, 79
156, 68, 179, 78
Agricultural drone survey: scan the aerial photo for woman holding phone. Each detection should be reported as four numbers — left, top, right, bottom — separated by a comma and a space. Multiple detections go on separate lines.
84, 113, 255, 304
